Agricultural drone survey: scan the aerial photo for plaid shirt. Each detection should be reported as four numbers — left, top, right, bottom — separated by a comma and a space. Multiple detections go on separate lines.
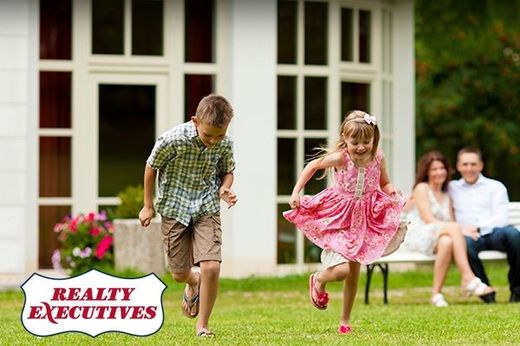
146, 121, 235, 225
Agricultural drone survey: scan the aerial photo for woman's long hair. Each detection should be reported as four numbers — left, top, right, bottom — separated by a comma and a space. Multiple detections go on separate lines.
414, 151, 452, 192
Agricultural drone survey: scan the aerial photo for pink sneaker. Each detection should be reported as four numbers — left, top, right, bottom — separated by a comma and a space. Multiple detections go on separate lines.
338, 324, 353, 334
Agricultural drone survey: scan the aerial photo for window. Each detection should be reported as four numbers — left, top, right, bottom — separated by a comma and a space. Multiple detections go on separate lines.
276, 0, 388, 265
98, 85, 156, 196
92, 0, 164, 56
38, 0, 223, 268
341, 6, 372, 63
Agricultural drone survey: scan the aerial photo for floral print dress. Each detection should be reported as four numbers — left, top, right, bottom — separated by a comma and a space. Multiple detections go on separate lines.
283, 149, 406, 265
401, 187, 450, 256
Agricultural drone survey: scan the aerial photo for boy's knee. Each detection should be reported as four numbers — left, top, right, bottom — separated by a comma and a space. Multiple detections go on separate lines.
200, 261, 221, 278
172, 271, 191, 283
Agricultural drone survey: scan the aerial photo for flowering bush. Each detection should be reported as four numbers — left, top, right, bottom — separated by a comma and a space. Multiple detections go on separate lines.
52, 211, 114, 276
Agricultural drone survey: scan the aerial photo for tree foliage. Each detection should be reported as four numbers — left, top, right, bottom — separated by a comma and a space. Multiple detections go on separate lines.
415, 0, 520, 198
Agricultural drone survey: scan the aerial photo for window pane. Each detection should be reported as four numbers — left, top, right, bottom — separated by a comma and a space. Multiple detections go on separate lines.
184, 75, 214, 121
304, 77, 327, 130
359, 10, 371, 63
382, 10, 392, 73
277, 76, 296, 130
132, 0, 164, 56
39, 205, 71, 268
40, 71, 71, 128
340, 8, 353, 62
39, 0, 72, 59
277, 0, 297, 64
304, 238, 321, 263
99, 85, 156, 196
92, 0, 124, 54
185, 0, 214, 62
304, 138, 327, 194
304, 1, 328, 65
40, 137, 71, 197
277, 138, 296, 195
341, 82, 370, 118
277, 203, 296, 264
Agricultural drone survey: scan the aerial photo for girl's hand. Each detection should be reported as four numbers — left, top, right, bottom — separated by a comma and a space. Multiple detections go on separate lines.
220, 188, 238, 208
289, 193, 300, 209
382, 183, 397, 196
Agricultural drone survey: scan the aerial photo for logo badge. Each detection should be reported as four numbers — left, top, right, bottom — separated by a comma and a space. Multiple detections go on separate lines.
21, 269, 166, 337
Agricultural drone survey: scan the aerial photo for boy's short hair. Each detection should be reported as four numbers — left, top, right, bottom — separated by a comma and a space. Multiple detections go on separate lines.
196, 94, 234, 128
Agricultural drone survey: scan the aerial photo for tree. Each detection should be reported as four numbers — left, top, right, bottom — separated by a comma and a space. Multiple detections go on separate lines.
415, 0, 520, 199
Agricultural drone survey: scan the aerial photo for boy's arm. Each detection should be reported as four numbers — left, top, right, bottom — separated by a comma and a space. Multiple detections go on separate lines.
219, 173, 237, 208
139, 165, 156, 227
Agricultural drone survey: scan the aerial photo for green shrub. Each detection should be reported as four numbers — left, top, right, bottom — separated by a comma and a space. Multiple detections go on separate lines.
114, 185, 145, 219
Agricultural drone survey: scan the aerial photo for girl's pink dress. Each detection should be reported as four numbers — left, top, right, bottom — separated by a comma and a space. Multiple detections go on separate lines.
283, 149, 405, 265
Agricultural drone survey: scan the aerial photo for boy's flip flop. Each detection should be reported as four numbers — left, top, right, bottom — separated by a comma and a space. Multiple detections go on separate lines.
182, 279, 200, 319
196, 329, 215, 337
309, 272, 329, 310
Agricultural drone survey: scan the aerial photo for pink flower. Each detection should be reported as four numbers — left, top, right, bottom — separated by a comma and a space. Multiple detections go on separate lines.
89, 227, 101, 236
51, 249, 62, 270
95, 235, 113, 260
86, 212, 96, 222
69, 218, 79, 232
96, 211, 108, 222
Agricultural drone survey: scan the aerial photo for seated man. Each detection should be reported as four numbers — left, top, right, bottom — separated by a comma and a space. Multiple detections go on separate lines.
449, 147, 520, 303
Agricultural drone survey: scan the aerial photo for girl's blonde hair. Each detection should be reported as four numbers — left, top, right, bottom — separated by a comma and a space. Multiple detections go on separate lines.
311, 110, 380, 178
337, 110, 380, 159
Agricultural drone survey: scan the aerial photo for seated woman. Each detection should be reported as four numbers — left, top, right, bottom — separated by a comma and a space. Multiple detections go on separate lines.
402, 151, 495, 306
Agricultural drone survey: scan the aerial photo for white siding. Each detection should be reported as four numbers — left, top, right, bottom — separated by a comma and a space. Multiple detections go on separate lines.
0, 0, 38, 274
391, 0, 415, 195
223, 0, 278, 277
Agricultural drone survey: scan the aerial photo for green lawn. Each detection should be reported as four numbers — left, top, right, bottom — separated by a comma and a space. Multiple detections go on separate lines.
2, 262, 519, 345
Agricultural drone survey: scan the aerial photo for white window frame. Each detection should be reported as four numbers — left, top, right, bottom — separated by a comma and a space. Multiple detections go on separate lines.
38, 0, 227, 215
276, 0, 393, 268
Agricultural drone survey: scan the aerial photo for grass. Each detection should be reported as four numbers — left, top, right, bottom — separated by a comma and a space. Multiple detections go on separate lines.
3, 262, 520, 345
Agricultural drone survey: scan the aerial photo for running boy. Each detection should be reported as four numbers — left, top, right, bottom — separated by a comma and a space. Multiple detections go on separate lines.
139, 94, 237, 337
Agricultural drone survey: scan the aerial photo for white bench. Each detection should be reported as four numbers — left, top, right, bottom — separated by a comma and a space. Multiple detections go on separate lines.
364, 202, 520, 304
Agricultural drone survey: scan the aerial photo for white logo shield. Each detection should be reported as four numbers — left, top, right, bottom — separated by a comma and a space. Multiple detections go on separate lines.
21, 269, 166, 337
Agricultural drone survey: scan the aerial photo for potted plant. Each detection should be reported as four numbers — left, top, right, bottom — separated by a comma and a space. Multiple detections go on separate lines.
52, 211, 114, 276
112, 185, 165, 275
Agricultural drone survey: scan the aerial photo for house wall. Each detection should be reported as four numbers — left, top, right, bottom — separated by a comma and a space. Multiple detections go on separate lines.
0, 0, 38, 275
392, 0, 415, 195
0, 0, 415, 280
221, 0, 278, 277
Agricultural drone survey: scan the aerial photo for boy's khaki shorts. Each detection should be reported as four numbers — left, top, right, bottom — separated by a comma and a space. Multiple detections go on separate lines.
161, 213, 222, 273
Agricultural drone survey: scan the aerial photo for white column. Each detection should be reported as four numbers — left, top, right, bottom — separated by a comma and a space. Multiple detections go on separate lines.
0, 0, 38, 275
392, 0, 415, 194
222, 0, 277, 277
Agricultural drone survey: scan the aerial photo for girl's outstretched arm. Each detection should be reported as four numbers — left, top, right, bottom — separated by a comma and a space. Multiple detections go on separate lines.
289, 151, 343, 208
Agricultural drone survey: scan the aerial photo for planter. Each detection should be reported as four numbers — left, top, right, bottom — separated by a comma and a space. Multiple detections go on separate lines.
113, 218, 166, 275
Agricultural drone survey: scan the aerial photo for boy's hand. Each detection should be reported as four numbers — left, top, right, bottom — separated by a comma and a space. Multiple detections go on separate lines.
139, 206, 155, 227
289, 193, 300, 209
219, 188, 237, 208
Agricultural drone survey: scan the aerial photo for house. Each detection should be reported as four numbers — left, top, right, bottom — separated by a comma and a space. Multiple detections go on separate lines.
0, 0, 414, 282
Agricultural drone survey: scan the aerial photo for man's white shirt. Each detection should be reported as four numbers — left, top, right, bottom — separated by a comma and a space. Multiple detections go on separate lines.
448, 175, 510, 236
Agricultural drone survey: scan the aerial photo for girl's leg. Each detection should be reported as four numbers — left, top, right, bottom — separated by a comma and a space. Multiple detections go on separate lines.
315, 262, 350, 292
340, 262, 361, 327
432, 235, 453, 296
